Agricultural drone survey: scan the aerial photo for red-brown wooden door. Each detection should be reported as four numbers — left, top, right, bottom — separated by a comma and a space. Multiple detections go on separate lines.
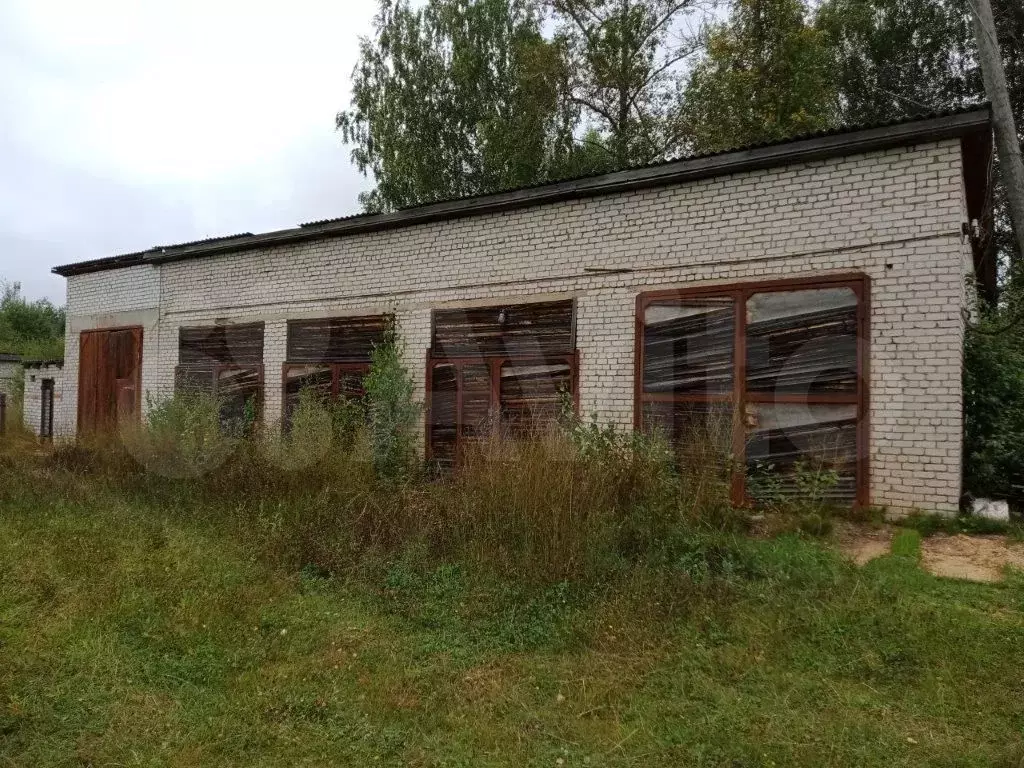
78, 327, 143, 434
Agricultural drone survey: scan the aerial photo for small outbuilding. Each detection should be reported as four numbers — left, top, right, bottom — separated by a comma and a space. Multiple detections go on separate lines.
21, 360, 64, 441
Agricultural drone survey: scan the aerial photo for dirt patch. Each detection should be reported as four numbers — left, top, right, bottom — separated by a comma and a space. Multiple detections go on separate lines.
920, 534, 1024, 583
833, 522, 893, 565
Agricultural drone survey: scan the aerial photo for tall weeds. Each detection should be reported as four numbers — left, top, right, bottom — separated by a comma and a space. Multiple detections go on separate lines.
29, 390, 744, 586
13, 335, 781, 588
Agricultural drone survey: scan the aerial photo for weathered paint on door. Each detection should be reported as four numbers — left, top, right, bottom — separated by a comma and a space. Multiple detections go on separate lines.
78, 327, 143, 434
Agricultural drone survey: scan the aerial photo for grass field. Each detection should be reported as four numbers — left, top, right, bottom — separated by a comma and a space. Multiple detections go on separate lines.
2, 455, 1024, 766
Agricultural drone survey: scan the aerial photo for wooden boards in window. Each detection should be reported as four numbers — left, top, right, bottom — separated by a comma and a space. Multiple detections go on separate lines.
432, 300, 574, 358
176, 323, 264, 394
286, 316, 387, 364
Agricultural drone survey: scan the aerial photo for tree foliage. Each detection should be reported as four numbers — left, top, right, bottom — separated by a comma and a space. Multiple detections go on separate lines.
364, 316, 420, 484
815, 0, 978, 124
964, 316, 1024, 504
337, 0, 577, 212
339, 0, 705, 210
816, 0, 1022, 279
682, 0, 836, 153
0, 282, 64, 361
551, 0, 704, 167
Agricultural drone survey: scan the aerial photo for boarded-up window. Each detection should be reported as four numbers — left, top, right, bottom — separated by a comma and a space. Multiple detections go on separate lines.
176, 323, 264, 394
286, 316, 387, 363
215, 365, 263, 436
432, 300, 574, 358
745, 403, 858, 504
643, 298, 735, 394
282, 316, 387, 428
500, 361, 572, 434
745, 288, 858, 394
428, 363, 459, 463
427, 300, 576, 462
176, 323, 264, 431
637, 278, 866, 507
641, 400, 734, 484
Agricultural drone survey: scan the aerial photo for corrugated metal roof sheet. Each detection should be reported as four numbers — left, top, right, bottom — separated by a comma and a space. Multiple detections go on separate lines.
53, 105, 992, 277
299, 105, 991, 228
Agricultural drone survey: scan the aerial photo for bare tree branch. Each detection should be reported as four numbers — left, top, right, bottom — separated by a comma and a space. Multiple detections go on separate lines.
571, 95, 619, 128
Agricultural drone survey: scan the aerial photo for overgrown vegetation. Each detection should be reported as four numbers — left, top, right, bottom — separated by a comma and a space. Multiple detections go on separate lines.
0, 281, 64, 361
363, 316, 420, 484
3, 316, 1024, 763
964, 311, 1024, 507
3, 425, 1024, 764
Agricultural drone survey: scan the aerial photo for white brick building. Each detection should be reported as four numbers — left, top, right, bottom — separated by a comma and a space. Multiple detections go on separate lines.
21, 360, 64, 439
49, 109, 995, 514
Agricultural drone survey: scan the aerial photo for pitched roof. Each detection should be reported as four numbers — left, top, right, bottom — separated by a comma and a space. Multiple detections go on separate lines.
53, 105, 993, 279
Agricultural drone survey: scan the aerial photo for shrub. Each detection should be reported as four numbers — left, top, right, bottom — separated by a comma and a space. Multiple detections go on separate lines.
8, 321, 857, 589
747, 459, 840, 536
963, 316, 1024, 507
121, 391, 235, 479
363, 316, 420, 484
263, 388, 335, 472
419, 421, 734, 583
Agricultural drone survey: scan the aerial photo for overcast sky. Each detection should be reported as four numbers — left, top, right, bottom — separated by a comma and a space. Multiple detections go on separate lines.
0, 0, 379, 303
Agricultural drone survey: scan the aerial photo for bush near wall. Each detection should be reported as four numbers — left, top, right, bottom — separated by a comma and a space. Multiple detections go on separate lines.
963, 317, 1024, 508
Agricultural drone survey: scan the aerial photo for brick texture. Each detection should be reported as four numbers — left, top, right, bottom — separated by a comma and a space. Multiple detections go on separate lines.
21, 363, 65, 438
57, 139, 976, 514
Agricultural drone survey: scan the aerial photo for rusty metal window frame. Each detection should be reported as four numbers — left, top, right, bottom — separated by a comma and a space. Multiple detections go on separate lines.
635, 273, 870, 507
425, 352, 580, 462
425, 299, 579, 462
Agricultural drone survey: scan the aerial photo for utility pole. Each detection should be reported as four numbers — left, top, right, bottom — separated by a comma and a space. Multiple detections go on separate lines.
972, 0, 1024, 264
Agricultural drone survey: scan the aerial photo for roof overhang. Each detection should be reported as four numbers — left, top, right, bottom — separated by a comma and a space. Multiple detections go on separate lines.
53, 107, 994, 280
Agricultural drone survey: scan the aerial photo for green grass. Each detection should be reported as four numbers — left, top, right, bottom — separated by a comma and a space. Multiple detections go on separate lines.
900, 511, 1022, 539
2, 463, 1024, 766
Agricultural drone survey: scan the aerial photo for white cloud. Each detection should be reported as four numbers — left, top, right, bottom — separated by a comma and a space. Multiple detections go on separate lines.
0, 0, 379, 302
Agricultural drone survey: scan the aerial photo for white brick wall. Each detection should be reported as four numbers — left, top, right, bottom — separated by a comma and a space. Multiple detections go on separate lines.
58, 264, 161, 438
62, 139, 975, 513
21, 363, 65, 438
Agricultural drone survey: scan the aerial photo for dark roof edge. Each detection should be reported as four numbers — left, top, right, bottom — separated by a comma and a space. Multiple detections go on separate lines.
53, 107, 992, 278
0, 353, 22, 363
21, 359, 64, 369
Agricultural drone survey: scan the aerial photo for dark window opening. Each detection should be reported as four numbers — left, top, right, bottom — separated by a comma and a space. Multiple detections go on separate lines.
40, 379, 55, 441
214, 365, 263, 436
